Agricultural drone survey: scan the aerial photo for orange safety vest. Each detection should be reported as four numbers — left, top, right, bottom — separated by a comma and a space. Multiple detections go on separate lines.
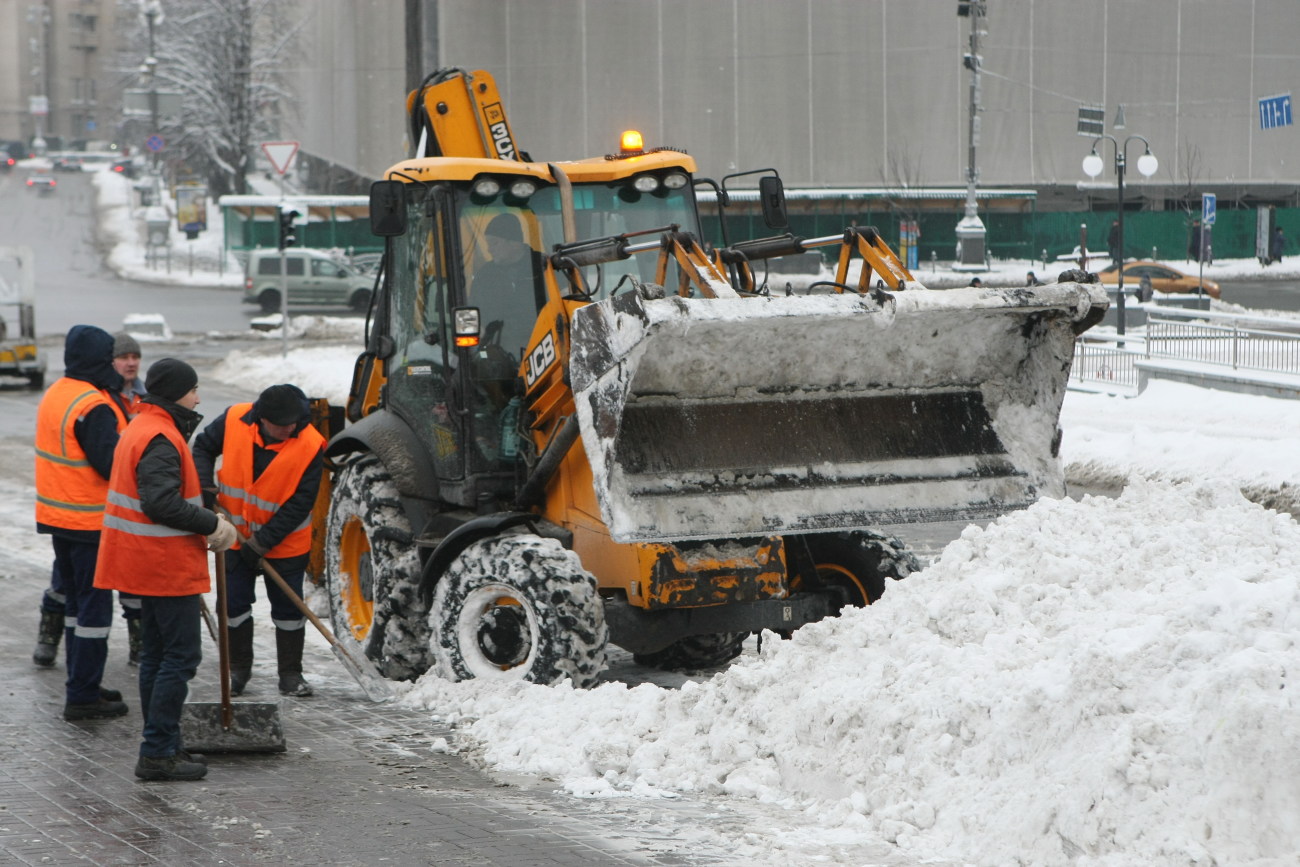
215, 403, 325, 559
34, 378, 129, 532
95, 403, 210, 597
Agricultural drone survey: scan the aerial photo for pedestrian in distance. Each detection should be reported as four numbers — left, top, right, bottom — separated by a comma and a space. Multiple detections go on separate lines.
1271, 226, 1286, 264
1107, 219, 1121, 265
968, 277, 983, 287
192, 383, 325, 698
32, 332, 149, 670
1026, 271, 1044, 286
1189, 219, 1203, 263
95, 358, 238, 782
34, 325, 131, 720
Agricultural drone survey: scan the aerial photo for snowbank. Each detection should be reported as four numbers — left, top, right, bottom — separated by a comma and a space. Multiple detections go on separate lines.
403, 482, 1300, 866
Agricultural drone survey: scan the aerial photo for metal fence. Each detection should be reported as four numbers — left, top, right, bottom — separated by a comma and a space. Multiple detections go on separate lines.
1070, 307, 1300, 394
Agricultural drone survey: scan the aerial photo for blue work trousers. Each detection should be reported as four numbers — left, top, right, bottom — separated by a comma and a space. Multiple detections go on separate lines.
223, 551, 308, 629
52, 536, 113, 704
137, 594, 202, 758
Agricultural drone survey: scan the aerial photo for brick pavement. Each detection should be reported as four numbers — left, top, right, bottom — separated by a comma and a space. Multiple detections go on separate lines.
0, 564, 731, 867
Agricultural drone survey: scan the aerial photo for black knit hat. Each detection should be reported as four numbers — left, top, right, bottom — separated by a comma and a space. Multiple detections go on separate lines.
144, 358, 198, 402
256, 383, 307, 426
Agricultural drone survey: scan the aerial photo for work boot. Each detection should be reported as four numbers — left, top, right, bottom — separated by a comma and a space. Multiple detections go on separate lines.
63, 697, 128, 721
227, 620, 254, 696
134, 754, 208, 782
275, 627, 313, 697
127, 618, 142, 667
33, 609, 63, 668
99, 686, 123, 702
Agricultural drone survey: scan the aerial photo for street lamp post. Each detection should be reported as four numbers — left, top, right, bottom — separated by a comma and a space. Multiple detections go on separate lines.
1083, 135, 1158, 337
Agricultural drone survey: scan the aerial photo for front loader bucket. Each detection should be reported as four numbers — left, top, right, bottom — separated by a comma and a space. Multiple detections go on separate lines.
569, 283, 1107, 543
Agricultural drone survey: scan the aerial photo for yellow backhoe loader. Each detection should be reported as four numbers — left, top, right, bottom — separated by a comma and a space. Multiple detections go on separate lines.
313, 68, 1107, 685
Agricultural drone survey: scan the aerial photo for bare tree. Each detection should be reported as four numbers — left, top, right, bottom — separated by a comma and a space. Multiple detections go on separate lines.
1169, 139, 1204, 262
143, 0, 300, 196
880, 146, 926, 225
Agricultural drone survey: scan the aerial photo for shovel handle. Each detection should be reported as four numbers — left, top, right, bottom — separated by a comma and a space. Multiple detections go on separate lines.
214, 552, 233, 730
259, 554, 347, 653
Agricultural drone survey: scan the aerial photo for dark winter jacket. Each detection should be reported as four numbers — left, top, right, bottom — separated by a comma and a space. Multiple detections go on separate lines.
135, 394, 219, 536
191, 389, 322, 552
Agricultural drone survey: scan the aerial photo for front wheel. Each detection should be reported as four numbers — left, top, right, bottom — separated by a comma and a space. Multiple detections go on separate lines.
633, 633, 747, 672
802, 530, 920, 611
349, 288, 372, 312
324, 454, 432, 680
431, 534, 607, 687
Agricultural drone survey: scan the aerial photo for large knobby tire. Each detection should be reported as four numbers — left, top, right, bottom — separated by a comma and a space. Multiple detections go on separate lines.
633, 632, 748, 672
431, 534, 607, 687
325, 454, 433, 680
803, 530, 920, 610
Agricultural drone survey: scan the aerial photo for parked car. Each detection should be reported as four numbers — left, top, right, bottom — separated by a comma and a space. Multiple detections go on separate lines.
243, 248, 374, 313
25, 175, 57, 194
51, 155, 82, 172
1095, 261, 1220, 299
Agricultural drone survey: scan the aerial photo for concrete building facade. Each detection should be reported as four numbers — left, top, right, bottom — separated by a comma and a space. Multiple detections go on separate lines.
0, 0, 125, 150
286, 0, 1300, 210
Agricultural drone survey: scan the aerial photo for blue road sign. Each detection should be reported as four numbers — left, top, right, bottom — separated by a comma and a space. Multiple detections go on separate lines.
1202, 193, 1217, 227
1259, 94, 1293, 130
146, 134, 165, 152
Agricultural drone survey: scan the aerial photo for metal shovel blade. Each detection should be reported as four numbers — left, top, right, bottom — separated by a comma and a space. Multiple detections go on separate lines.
180, 700, 287, 753
331, 638, 395, 703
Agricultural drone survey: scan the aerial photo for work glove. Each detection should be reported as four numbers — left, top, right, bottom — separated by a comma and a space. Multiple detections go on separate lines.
207, 515, 238, 552
237, 536, 266, 572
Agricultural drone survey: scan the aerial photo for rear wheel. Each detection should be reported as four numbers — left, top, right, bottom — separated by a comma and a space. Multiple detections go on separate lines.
324, 454, 432, 680
633, 633, 748, 672
258, 289, 281, 313
803, 530, 919, 611
349, 288, 372, 312
431, 535, 607, 686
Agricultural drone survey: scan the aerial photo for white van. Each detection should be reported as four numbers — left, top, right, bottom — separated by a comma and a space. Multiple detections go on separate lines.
243, 249, 374, 313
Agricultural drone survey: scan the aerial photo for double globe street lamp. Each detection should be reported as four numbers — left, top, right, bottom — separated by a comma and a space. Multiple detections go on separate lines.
1083, 136, 1158, 336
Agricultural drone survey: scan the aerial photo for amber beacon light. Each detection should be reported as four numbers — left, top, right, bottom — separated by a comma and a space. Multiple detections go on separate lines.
619, 130, 645, 154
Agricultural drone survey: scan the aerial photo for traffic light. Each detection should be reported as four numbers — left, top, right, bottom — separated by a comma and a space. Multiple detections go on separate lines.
278, 208, 299, 250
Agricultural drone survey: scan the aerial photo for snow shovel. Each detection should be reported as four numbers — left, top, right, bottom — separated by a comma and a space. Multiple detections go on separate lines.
257, 551, 394, 703
180, 553, 287, 753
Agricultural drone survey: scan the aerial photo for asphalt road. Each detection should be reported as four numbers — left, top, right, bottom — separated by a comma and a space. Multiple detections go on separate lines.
1, 169, 254, 337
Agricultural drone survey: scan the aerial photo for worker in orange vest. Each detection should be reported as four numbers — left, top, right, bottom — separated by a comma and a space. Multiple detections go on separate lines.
34, 325, 131, 720
192, 384, 325, 697
95, 358, 237, 781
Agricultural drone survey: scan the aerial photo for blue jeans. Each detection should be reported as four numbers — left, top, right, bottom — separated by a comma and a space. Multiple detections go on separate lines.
137, 594, 202, 758
52, 536, 113, 704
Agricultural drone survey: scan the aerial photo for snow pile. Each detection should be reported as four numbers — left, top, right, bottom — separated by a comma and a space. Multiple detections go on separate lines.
404, 481, 1300, 866
1061, 381, 1300, 515
211, 342, 358, 406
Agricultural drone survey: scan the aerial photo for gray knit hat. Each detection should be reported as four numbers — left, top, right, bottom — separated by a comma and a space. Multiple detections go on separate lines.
112, 331, 142, 358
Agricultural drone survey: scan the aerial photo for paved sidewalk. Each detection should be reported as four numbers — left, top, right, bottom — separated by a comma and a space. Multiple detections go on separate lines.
0, 565, 723, 866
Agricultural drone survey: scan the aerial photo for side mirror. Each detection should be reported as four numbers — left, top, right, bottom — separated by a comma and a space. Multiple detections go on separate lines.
759, 175, 788, 230
369, 180, 407, 237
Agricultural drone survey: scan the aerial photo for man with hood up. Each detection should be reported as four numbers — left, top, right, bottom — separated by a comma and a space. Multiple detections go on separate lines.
34, 324, 132, 720
192, 384, 325, 697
